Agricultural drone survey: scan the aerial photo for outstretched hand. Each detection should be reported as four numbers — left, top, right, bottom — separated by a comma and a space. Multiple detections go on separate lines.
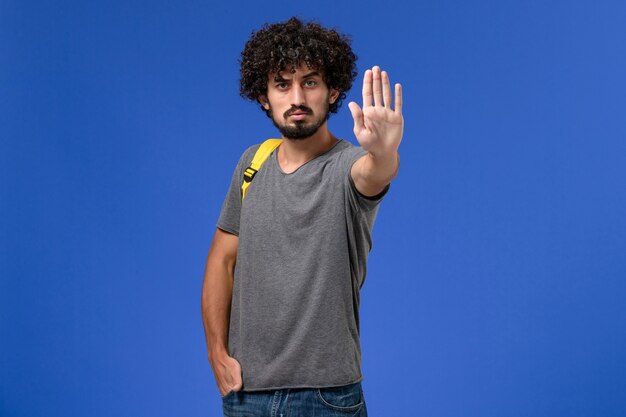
348, 66, 404, 157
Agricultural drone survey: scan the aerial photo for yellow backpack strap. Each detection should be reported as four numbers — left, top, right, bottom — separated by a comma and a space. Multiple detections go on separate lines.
241, 139, 283, 202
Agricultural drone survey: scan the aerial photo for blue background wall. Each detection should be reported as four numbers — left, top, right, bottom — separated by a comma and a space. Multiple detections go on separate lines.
2, 0, 625, 416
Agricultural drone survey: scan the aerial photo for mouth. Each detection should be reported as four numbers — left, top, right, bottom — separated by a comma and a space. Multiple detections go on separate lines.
285, 107, 313, 121
289, 112, 309, 120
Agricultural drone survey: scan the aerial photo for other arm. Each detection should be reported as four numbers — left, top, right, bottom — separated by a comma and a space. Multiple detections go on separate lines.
201, 227, 242, 396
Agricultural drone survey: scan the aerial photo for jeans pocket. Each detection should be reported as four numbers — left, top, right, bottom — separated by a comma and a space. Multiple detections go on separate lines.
316, 382, 364, 412
221, 389, 235, 400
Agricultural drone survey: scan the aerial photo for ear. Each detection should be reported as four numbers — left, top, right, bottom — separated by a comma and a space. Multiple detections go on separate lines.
329, 89, 340, 104
258, 95, 270, 110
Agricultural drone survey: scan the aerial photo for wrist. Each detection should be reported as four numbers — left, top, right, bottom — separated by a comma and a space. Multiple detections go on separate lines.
208, 346, 230, 364
367, 149, 398, 164
366, 151, 399, 180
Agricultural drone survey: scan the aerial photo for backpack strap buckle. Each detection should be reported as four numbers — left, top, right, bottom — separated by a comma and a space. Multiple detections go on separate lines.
243, 167, 258, 183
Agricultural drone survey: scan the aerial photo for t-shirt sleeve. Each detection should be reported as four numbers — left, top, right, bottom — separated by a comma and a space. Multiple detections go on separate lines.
343, 145, 391, 212
216, 145, 260, 236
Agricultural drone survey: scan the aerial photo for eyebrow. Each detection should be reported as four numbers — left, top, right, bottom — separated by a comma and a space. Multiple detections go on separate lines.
273, 70, 321, 82
302, 71, 321, 78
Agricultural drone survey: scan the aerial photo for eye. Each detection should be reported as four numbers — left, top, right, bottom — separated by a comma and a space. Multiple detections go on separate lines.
304, 79, 318, 87
275, 82, 289, 90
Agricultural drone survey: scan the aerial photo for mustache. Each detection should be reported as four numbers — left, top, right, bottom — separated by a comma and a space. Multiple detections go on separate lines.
284, 105, 313, 118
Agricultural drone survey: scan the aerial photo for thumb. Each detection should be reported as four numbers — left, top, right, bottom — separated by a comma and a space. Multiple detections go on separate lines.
348, 102, 364, 132
230, 360, 243, 392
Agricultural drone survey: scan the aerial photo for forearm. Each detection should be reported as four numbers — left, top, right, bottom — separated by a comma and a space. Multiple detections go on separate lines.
201, 251, 235, 362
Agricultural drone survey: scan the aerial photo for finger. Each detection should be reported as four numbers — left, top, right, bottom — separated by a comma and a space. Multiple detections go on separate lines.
382, 71, 392, 109
394, 83, 402, 113
218, 378, 230, 396
362, 69, 372, 108
372, 66, 382, 107
348, 101, 364, 132
223, 369, 233, 387
231, 380, 242, 392
230, 359, 243, 391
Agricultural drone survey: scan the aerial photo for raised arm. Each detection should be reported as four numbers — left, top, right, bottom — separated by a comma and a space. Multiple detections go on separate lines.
348, 66, 403, 196
201, 227, 243, 396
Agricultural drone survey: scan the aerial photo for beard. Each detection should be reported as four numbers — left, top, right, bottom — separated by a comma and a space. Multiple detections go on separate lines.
268, 102, 330, 140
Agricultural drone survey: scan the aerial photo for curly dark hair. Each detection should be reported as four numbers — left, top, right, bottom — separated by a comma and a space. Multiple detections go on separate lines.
239, 17, 357, 116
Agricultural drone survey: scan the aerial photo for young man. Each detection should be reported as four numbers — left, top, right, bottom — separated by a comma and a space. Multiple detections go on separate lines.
202, 17, 403, 416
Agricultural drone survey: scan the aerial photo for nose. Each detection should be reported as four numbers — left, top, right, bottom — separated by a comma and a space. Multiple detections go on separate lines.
290, 83, 305, 107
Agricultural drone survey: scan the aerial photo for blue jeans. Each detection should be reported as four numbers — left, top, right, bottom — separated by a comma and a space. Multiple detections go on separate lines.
222, 382, 368, 417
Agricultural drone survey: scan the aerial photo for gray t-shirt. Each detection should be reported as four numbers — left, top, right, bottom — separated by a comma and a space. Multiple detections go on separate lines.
217, 139, 389, 391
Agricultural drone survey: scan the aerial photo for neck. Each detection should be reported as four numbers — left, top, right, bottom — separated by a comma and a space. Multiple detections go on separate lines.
277, 123, 338, 169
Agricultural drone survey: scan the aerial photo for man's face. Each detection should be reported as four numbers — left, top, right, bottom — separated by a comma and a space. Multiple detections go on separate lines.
259, 64, 339, 140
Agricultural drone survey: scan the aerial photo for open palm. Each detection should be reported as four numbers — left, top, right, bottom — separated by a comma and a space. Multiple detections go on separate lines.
348, 66, 404, 156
